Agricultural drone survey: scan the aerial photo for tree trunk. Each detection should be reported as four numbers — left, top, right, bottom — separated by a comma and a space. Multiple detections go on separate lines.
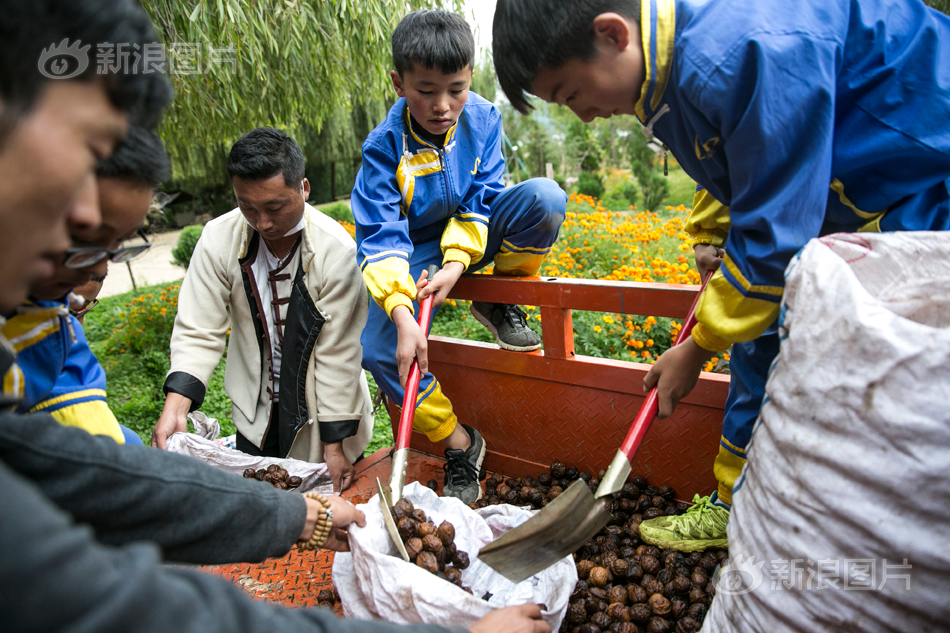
610, 120, 617, 167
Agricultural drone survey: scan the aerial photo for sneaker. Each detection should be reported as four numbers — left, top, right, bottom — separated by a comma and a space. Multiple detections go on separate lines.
638, 494, 730, 552
442, 424, 486, 504
470, 302, 541, 352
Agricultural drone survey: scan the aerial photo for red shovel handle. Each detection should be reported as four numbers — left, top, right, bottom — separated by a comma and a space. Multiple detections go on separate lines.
618, 273, 713, 460
394, 265, 440, 452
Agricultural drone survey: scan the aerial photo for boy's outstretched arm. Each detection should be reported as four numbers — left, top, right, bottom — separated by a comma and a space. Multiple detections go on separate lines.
351, 141, 419, 322
643, 335, 710, 419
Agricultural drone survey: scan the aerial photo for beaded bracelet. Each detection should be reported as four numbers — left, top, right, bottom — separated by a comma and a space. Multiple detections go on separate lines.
298, 492, 334, 551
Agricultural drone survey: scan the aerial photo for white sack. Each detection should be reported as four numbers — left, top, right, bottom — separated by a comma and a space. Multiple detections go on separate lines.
333, 482, 576, 629
166, 412, 332, 494
704, 232, 950, 633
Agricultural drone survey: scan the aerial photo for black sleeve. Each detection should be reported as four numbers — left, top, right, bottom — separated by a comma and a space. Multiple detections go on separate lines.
0, 459, 463, 633
0, 411, 301, 564
319, 419, 361, 444
163, 370, 207, 411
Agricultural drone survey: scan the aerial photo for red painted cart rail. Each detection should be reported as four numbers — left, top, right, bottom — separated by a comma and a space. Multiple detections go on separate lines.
399, 275, 729, 498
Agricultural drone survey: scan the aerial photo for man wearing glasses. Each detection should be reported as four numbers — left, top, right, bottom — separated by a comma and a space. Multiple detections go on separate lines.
2, 126, 168, 444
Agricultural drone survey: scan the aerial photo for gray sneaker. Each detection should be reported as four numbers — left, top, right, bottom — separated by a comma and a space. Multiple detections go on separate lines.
470, 301, 542, 352
443, 425, 486, 504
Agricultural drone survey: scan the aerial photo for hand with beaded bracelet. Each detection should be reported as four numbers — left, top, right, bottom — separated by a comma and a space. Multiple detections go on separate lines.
297, 492, 366, 552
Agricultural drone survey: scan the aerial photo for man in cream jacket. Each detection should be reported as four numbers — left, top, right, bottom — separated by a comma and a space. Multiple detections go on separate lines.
151, 128, 372, 492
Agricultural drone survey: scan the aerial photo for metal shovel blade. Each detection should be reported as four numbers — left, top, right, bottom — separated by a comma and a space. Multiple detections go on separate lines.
477, 479, 613, 583
377, 477, 410, 561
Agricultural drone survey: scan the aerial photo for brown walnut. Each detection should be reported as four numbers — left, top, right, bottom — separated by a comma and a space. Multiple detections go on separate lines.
606, 603, 631, 622
648, 594, 671, 616
422, 534, 443, 554
452, 550, 470, 570
416, 522, 436, 538
394, 498, 414, 515
436, 520, 455, 547
443, 566, 463, 586
404, 537, 423, 559
608, 585, 628, 606
576, 560, 596, 580
396, 518, 417, 542
589, 566, 612, 587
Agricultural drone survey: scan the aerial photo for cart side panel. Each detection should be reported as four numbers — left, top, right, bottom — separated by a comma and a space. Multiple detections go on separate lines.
394, 276, 731, 498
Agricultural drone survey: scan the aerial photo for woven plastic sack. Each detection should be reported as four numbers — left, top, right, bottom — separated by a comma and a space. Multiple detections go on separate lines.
704, 232, 950, 633
165, 412, 332, 494
333, 482, 576, 629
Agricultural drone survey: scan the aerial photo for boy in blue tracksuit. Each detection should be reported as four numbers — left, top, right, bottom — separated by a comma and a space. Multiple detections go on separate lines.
352, 10, 567, 502
2, 126, 169, 445
493, 0, 950, 547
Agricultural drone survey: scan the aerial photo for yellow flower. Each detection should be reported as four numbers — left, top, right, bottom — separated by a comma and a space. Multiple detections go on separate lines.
602, 315, 614, 324
593, 325, 602, 333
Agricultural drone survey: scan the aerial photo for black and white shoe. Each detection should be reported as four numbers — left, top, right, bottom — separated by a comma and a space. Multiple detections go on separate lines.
443, 425, 486, 504
470, 301, 542, 352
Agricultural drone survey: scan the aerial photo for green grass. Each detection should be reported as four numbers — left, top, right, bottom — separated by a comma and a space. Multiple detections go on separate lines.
660, 161, 699, 209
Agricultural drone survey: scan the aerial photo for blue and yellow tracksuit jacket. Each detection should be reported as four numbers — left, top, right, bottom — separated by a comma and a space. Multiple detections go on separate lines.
351, 92, 506, 319
637, 0, 950, 352
0, 301, 124, 443
685, 187, 729, 248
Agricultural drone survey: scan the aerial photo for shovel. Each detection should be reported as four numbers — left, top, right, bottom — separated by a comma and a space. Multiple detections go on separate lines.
477, 273, 713, 582
377, 264, 439, 561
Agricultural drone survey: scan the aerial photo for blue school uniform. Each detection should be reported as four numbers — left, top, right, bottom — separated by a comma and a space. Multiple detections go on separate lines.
637, 0, 950, 503
351, 93, 566, 440
1, 301, 131, 444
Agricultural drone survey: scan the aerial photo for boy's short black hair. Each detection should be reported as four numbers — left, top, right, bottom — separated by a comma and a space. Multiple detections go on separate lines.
0, 0, 173, 143
392, 9, 475, 76
96, 125, 170, 188
227, 127, 305, 188
493, 0, 641, 114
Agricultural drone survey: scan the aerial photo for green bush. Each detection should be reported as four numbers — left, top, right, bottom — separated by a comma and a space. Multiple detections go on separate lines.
604, 180, 638, 209
575, 171, 605, 199
319, 201, 354, 223
171, 225, 203, 268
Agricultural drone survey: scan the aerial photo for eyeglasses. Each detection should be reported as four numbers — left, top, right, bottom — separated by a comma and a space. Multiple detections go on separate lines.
62, 230, 151, 269
69, 298, 99, 318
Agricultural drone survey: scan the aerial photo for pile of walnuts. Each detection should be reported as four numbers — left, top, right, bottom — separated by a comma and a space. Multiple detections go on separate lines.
390, 497, 474, 594
243, 464, 302, 490
468, 463, 727, 633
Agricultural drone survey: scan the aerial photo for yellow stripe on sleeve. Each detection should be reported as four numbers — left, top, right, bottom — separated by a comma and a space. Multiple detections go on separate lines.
694, 265, 782, 349
362, 256, 417, 319
440, 217, 488, 269
29, 388, 108, 412
685, 189, 730, 247
49, 400, 125, 444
